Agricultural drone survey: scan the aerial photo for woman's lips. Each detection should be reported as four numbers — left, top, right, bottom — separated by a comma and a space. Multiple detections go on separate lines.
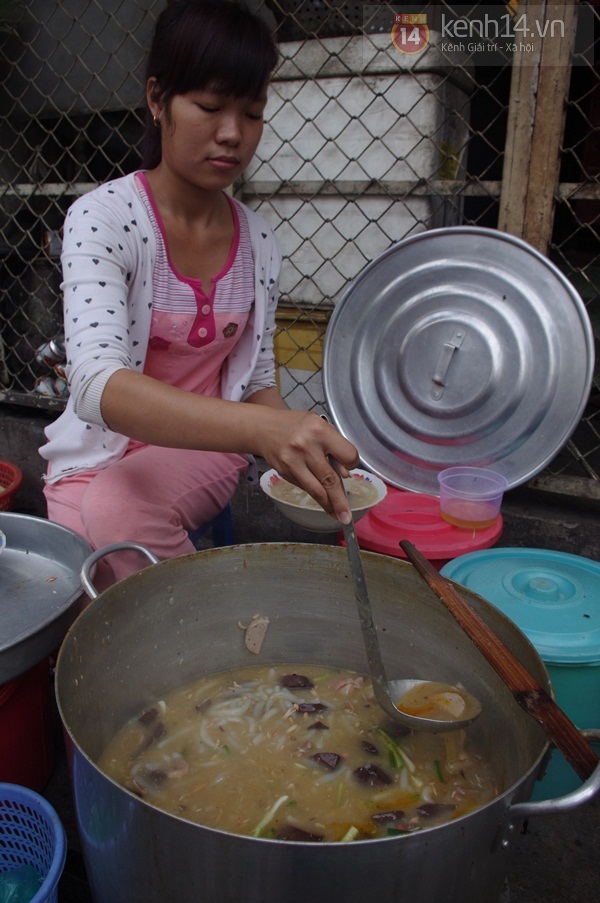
208, 156, 240, 170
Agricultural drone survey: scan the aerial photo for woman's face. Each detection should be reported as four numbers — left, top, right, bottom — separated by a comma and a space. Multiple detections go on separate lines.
149, 80, 267, 191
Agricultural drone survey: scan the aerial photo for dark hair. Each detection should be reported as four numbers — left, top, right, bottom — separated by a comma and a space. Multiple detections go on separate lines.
142, 0, 279, 168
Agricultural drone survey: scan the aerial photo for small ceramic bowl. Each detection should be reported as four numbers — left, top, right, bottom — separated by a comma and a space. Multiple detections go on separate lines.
437, 466, 508, 530
260, 468, 388, 533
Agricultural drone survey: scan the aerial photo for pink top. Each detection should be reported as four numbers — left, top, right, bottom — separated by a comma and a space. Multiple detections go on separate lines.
135, 171, 255, 399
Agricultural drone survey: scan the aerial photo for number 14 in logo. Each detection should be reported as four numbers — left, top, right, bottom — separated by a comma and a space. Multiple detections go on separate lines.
392, 22, 430, 54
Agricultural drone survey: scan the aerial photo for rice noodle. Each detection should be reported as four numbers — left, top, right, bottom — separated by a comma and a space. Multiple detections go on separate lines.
315, 764, 351, 784
99, 663, 498, 843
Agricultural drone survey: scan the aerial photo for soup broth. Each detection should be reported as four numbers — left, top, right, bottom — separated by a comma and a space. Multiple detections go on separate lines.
269, 474, 379, 510
99, 664, 499, 842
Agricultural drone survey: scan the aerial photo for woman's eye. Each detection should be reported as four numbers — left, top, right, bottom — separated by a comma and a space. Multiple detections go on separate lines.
246, 112, 264, 121
198, 104, 219, 113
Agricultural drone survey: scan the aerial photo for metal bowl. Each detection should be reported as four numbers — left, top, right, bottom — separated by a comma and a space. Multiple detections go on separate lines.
0, 513, 92, 682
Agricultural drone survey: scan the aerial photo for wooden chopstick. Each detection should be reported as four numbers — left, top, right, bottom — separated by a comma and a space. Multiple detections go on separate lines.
400, 540, 599, 782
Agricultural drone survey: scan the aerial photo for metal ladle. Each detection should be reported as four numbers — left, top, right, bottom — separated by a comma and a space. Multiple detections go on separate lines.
330, 457, 481, 733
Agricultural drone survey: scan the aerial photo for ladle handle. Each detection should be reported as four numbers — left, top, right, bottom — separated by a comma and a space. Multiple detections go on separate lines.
329, 458, 399, 721
341, 518, 398, 720
400, 540, 600, 781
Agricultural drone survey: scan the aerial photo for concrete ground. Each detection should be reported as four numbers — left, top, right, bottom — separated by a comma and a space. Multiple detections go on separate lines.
2, 408, 600, 901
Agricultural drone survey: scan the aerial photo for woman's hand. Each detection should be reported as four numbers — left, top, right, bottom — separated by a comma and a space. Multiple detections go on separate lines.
247, 392, 359, 523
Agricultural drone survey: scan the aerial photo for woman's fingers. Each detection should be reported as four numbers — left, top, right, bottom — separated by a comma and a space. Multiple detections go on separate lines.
283, 459, 352, 524
321, 457, 353, 525
264, 412, 359, 523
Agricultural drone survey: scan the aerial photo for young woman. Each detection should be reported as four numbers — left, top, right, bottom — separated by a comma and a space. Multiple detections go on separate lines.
40, 0, 357, 589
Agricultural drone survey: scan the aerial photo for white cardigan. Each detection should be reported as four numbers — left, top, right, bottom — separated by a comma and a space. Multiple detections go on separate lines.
40, 173, 282, 484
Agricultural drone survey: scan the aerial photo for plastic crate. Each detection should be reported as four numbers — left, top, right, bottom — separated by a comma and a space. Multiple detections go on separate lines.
0, 463, 23, 512
0, 783, 66, 903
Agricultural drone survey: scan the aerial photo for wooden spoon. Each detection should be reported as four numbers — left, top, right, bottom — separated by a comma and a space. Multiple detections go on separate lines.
399, 540, 600, 782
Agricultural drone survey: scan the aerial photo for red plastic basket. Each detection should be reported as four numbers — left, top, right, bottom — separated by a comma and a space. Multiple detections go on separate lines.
0, 461, 23, 511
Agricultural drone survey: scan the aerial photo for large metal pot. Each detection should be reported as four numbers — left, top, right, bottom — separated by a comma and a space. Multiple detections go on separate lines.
55, 543, 600, 903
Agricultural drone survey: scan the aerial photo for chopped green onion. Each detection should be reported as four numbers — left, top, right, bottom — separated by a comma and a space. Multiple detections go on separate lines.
340, 826, 360, 843
251, 795, 289, 838
388, 744, 403, 769
434, 759, 444, 783
377, 728, 423, 788
386, 826, 411, 836
336, 783, 344, 806
377, 728, 417, 772
377, 728, 404, 770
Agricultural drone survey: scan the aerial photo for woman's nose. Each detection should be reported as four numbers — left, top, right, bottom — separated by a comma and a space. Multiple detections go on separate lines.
216, 113, 242, 144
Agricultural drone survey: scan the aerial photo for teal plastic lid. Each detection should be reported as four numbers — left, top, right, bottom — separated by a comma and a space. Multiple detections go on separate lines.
441, 548, 600, 664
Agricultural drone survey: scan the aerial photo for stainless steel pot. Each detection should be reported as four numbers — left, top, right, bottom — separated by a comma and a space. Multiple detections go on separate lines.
55, 543, 600, 903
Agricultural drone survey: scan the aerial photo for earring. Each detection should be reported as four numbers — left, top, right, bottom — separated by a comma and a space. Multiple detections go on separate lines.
153, 115, 161, 128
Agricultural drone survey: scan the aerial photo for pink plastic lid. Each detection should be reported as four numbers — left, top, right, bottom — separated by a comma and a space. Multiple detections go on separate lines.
355, 486, 503, 563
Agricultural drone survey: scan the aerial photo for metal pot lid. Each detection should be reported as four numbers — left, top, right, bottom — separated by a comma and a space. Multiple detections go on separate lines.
323, 227, 595, 494
0, 513, 91, 682
441, 548, 600, 664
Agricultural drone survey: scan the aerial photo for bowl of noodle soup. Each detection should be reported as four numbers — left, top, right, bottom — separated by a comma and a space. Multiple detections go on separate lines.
260, 468, 387, 532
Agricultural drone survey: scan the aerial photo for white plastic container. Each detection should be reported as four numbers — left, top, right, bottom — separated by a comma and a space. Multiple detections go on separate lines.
437, 466, 508, 530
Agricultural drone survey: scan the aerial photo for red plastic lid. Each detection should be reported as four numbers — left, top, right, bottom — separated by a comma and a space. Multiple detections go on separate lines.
355, 487, 503, 562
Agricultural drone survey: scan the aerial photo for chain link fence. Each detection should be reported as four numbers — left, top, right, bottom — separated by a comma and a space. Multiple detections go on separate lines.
0, 1, 598, 493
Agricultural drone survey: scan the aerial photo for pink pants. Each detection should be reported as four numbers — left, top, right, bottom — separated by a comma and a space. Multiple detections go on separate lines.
44, 444, 248, 591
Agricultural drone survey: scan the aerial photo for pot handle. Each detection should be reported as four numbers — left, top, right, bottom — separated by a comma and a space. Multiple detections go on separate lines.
80, 542, 160, 599
506, 729, 600, 821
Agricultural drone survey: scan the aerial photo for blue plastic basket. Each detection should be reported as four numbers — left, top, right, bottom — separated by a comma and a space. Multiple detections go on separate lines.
0, 784, 66, 903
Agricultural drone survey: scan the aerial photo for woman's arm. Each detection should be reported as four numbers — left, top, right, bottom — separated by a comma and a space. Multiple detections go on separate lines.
61, 182, 154, 425
101, 371, 358, 523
